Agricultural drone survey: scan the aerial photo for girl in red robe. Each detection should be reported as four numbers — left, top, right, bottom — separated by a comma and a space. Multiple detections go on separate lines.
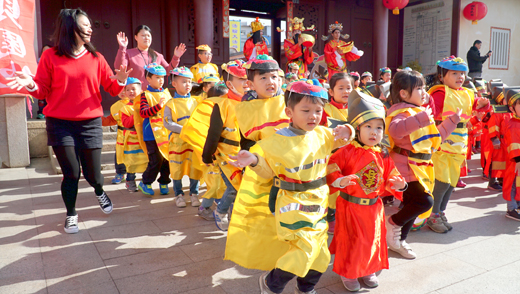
243, 18, 269, 61
327, 90, 406, 291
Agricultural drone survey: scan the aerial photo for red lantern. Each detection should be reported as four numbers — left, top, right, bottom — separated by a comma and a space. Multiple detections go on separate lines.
383, 0, 409, 15
463, 1, 488, 25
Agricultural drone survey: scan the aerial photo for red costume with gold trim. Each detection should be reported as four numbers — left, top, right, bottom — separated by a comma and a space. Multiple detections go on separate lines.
243, 38, 269, 61
327, 142, 403, 279
503, 113, 520, 201
284, 38, 314, 77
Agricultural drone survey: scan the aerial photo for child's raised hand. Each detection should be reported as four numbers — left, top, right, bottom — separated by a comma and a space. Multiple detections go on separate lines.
339, 175, 359, 187
159, 97, 167, 107
389, 176, 406, 190
174, 43, 187, 58
332, 124, 352, 141
116, 32, 128, 48
228, 150, 257, 168
477, 97, 490, 109
455, 107, 462, 117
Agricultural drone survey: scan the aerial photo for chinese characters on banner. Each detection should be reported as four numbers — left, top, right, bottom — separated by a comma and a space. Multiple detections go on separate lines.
223, 0, 229, 38
229, 20, 240, 51
0, 0, 37, 95
287, 0, 293, 39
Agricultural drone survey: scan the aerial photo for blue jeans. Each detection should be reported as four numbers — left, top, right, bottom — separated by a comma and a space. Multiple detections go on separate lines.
201, 197, 215, 209
216, 169, 238, 214
507, 182, 520, 211
173, 178, 199, 196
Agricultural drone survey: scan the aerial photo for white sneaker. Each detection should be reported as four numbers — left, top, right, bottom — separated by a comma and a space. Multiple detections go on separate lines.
190, 194, 201, 207
361, 273, 379, 288
341, 276, 360, 292
386, 215, 402, 250
175, 195, 187, 208
64, 214, 79, 234
389, 240, 417, 259
213, 210, 229, 231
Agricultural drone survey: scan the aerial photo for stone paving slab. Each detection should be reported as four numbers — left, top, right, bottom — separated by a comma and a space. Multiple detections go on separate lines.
0, 156, 519, 294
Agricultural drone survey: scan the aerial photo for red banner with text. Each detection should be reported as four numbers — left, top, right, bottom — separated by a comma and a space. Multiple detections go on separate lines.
0, 0, 37, 95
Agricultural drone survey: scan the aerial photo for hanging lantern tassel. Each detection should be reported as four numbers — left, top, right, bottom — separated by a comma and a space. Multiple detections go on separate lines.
472, 20, 478, 25
393, 7, 400, 15
383, 0, 409, 16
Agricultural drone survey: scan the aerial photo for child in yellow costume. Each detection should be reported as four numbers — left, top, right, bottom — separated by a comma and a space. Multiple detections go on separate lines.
163, 66, 202, 207
135, 63, 172, 196
181, 60, 250, 221
228, 81, 354, 294
109, 77, 148, 191
426, 56, 490, 233
189, 44, 220, 83
196, 74, 220, 103
216, 55, 289, 234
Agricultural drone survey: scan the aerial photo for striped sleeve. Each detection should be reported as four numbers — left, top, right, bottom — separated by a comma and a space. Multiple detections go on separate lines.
139, 92, 162, 118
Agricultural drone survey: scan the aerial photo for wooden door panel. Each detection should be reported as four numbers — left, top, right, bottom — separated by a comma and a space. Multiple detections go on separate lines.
348, 18, 373, 74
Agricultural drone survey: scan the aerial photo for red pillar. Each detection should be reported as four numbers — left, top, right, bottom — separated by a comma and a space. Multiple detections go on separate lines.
373, 0, 389, 76
194, 0, 214, 63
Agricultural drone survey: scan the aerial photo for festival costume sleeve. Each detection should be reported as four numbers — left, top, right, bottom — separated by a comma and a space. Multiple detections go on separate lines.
243, 38, 255, 61
473, 97, 491, 112
102, 114, 117, 126
202, 104, 224, 164
121, 112, 135, 128
303, 47, 314, 66
431, 89, 446, 121
326, 147, 349, 193
163, 106, 183, 134
382, 155, 405, 200
388, 111, 431, 140
284, 40, 303, 60
437, 113, 461, 140
249, 153, 275, 179
324, 42, 339, 70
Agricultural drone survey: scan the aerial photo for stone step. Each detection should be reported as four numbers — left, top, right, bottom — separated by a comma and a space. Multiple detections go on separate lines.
49, 148, 116, 174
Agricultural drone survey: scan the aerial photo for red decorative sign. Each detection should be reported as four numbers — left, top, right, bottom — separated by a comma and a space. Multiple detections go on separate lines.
287, 0, 293, 38
0, 0, 37, 95
223, 0, 230, 38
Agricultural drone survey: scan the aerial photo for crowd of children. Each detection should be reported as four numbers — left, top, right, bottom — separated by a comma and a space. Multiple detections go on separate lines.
101, 29, 519, 292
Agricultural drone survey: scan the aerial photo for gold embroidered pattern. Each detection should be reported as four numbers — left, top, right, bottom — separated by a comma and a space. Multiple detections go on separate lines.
355, 161, 382, 195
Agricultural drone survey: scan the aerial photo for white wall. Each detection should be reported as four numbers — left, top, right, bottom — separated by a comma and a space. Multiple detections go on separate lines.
458, 0, 520, 85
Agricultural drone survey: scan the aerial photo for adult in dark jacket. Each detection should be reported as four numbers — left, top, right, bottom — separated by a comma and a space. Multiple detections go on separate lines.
467, 40, 492, 79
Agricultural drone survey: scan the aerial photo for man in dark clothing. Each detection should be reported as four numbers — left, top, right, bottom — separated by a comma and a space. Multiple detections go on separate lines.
467, 40, 492, 79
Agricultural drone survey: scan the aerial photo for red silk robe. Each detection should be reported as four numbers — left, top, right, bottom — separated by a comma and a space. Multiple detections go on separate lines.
486, 111, 508, 178
326, 142, 403, 279
243, 38, 269, 61
283, 39, 314, 77
503, 114, 520, 201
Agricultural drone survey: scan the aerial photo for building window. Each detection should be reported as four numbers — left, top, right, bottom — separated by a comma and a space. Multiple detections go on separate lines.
489, 27, 510, 70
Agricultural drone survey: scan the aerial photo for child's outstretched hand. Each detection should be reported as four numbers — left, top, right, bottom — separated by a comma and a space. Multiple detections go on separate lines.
389, 176, 406, 190
332, 124, 352, 141
339, 175, 359, 187
229, 150, 258, 168
425, 106, 434, 123
477, 97, 490, 109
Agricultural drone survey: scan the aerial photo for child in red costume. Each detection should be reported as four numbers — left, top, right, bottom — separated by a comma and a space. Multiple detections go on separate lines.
502, 88, 520, 220
327, 90, 406, 292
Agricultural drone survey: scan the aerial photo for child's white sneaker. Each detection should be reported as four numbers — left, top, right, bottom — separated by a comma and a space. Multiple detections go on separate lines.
341, 276, 360, 292
361, 273, 379, 288
294, 286, 317, 294
386, 215, 402, 250
390, 240, 417, 259
190, 194, 201, 207
213, 210, 229, 231
175, 195, 187, 208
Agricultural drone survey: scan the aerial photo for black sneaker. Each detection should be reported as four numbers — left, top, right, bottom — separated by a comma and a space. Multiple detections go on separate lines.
382, 196, 394, 207
96, 192, 113, 214
487, 182, 502, 191
506, 209, 520, 221
64, 214, 79, 234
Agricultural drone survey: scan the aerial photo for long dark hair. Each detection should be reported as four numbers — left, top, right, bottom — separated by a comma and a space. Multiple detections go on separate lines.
134, 25, 157, 63
52, 9, 97, 58
252, 31, 262, 44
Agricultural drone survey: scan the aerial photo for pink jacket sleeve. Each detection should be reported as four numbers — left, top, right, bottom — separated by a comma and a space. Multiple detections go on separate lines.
388, 111, 432, 140
114, 45, 129, 69
157, 52, 180, 73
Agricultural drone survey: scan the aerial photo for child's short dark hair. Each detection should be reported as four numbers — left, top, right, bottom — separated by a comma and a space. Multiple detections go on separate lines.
436, 66, 451, 82
350, 73, 360, 82
207, 84, 228, 97
145, 70, 156, 79
284, 91, 325, 109
329, 73, 353, 91
246, 69, 278, 82
198, 49, 207, 55
389, 70, 425, 105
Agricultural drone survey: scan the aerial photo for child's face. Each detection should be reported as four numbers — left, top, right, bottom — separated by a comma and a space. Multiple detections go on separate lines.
203, 82, 216, 93
146, 74, 164, 89
227, 76, 249, 95
354, 79, 360, 88
125, 83, 141, 100
248, 71, 279, 99
198, 51, 212, 64
172, 76, 193, 96
402, 85, 427, 106
329, 78, 352, 105
361, 76, 372, 84
381, 72, 391, 83
442, 70, 465, 89
285, 97, 323, 132
358, 119, 384, 147
290, 68, 299, 74
510, 102, 520, 116
118, 91, 126, 99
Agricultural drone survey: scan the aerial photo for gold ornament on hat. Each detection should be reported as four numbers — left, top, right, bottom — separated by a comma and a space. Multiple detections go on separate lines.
322, 21, 350, 41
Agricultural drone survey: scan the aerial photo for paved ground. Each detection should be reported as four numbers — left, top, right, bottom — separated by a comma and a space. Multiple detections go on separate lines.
1, 154, 519, 294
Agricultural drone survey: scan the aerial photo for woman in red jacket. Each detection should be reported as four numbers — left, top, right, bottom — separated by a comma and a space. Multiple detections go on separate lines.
8, 8, 131, 234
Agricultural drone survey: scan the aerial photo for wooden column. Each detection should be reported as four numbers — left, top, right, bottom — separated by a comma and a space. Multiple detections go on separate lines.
194, 0, 214, 63
373, 0, 388, 75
